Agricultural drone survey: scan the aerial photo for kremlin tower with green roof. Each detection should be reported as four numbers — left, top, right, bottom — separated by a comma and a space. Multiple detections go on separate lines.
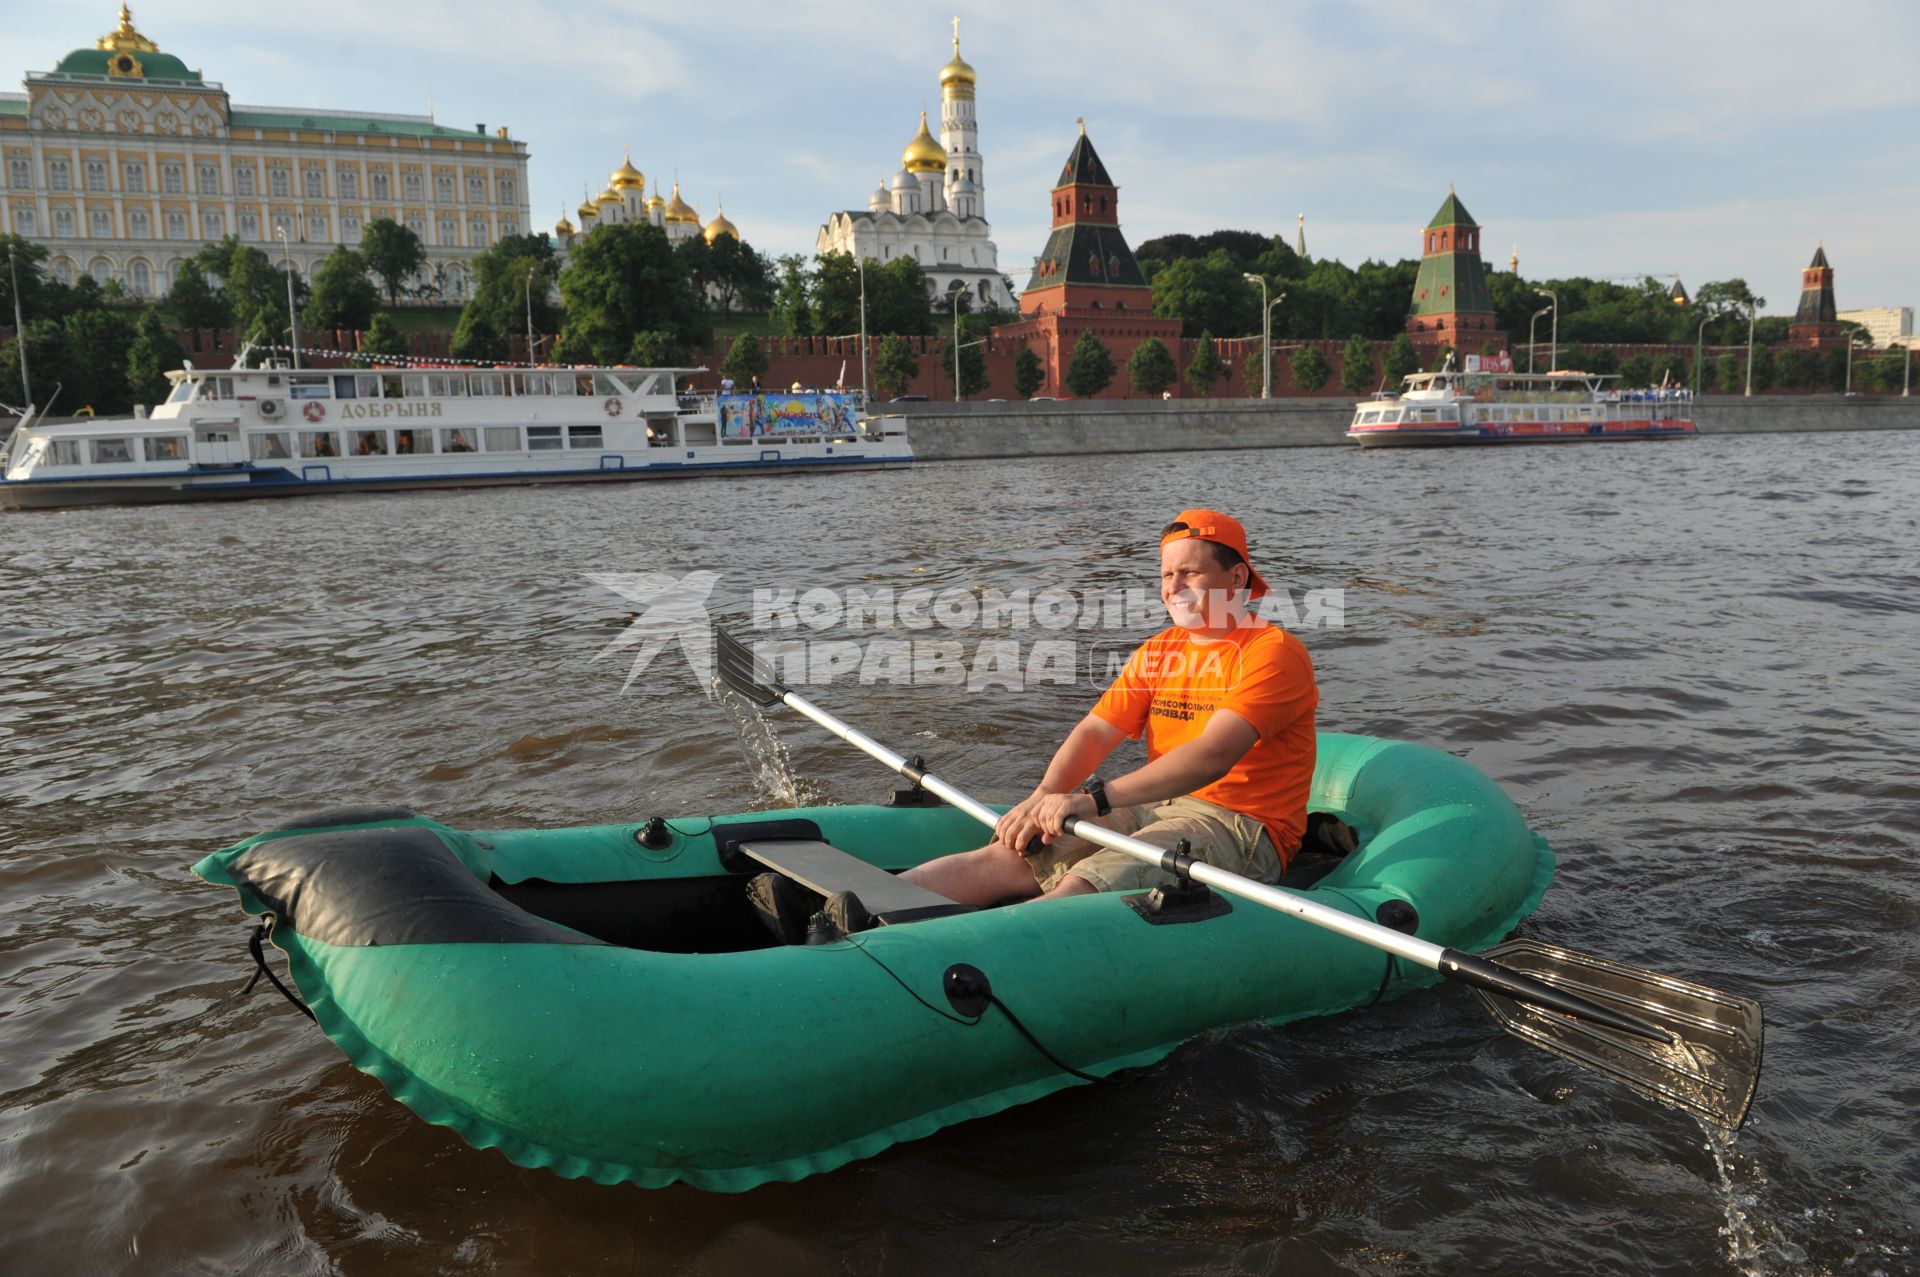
1406, 188, 1507, 355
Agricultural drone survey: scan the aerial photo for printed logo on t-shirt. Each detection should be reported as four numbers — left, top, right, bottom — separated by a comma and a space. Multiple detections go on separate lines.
1151, 693, 1218, 724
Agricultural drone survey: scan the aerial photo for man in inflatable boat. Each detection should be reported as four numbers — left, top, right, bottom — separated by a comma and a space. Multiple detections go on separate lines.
904, 507, 1343, 905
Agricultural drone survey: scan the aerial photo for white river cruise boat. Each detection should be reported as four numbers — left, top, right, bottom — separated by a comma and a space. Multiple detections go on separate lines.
0, 360, 911, 509
1348, 359, 1699, 448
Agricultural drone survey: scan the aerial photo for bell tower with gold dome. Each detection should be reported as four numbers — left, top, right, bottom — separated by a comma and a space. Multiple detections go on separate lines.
939, 18, 983, 221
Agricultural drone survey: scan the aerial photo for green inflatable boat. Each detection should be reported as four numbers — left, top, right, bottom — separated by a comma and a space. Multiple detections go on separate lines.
194, 731, 1554, 1192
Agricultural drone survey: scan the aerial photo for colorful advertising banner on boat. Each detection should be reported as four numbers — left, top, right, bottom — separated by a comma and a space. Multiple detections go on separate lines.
718, 393, 857, 438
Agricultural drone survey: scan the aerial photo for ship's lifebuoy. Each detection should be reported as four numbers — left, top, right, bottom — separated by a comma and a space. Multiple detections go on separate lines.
302, 401, 326, 423
603, 397, 622, 418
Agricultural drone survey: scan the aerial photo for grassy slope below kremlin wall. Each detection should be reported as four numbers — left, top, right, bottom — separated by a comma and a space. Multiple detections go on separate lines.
894, 396, 1920, 461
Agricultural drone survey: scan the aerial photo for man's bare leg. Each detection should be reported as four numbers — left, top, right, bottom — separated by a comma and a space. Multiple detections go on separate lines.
901, 843, 1042, 907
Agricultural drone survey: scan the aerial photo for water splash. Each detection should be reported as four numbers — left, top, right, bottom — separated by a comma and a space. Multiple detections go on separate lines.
717, 685, 806, 808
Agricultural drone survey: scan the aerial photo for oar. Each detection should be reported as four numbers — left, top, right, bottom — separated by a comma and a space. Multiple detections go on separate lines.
713, 627, 1764, 1131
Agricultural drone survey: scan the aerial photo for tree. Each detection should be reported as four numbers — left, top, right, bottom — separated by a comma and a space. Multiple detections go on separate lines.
627, 330, 687, 367
1652, 353, 1688, 387
554, 222, 709, 364
1775, 347, 1820, 391
1618, 353, 1654, 387
360, 218, 427, 306
811, 253, 862, 336
457, 238, 558, 360
62, 308, 136, 414
1012, 346, 1045, 398
873, 334, 919, 398
0, 234, 55, 321
1064, 331, 1115, 398
450, 312, 506, 362
719, 334, 769, 385
2, 319, 72, 410
870, 257, 934, 336
1151, 251, 1259, 338
1429, 343, 1454, 372
770, 254, 814, 336
355, 312, 408, 366
125, 308, 184, 407
302, 246, 380, 333
951, 337, 989, 398
1289, 344, 1331, 394
1185, 332, 1225, 396
704, 237, 773, 314
1339, 333, 1376, 394
1127, 337, 1176, 397
1381, 332, 1419, 386
1715, 352, 1743, 394
163, 259, 229, 330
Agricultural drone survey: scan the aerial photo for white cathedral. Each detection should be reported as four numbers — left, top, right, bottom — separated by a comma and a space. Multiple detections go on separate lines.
815, 21, 1014, 313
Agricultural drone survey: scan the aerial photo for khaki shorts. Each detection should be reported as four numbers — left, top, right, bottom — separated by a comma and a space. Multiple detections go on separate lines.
1025, 794, 1282, 894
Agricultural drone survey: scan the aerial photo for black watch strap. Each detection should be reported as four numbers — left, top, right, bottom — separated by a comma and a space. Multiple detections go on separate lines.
1081, 778, 1111, 817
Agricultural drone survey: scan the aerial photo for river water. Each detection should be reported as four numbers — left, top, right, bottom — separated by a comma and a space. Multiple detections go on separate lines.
1, 430, 1915, 1275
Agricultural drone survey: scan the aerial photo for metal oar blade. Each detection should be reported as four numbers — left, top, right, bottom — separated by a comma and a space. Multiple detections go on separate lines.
1473, 938, 1763, 1131
714, 626, 787, 707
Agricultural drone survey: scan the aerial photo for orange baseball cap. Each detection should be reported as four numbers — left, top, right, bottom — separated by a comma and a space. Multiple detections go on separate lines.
1161, 509, 1271, 599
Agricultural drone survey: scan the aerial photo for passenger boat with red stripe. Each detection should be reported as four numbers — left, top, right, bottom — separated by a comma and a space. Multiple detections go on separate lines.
1348, 356, 1699, 448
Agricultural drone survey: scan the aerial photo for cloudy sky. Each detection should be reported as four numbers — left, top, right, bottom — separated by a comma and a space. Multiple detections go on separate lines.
12, 0, 1920, 318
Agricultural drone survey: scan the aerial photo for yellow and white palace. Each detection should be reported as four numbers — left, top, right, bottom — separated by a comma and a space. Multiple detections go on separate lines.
0, 6, 533, 302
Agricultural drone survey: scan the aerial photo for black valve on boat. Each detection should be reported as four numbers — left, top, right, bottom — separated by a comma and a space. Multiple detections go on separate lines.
943, 963, 992, 1018
1375, 899, 1420, 934
635, 816, 672, 850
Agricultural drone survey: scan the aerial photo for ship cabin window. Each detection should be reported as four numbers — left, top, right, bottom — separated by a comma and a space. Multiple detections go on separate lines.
403, 375, 429, 398
574, 373, 596, 396
567, 426, 603, 449
382, 376, 405, 400
592, 373, 629, 397
45, 440, 83, 466
440, 429, 476, 453
516, 373, 551, 396
91, 438, 134, 464
483, 426, 521, 452
1357, 410, 1378, 424
289, 375, 331, 401
351, 430, 389, 456
549, 375, 579, 396
393, 430, 430, 455
250, 432, 293, 460
525, 426, 564, 451
429, 375, 466, 397
299, 431, 340, 458
145, 436, 187, 461
194, 377, 237, 401
166, 380, 195, 405
471, 373, 506, 398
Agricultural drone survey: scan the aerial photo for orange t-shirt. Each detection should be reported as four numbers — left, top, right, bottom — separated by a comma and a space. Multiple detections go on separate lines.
1090, 621, 1317, 860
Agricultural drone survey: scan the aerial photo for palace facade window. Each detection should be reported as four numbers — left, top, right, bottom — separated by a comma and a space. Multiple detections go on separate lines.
307, 214, 327, 242
303, 168, 323, 198
468, 217, 487, 247
129, 259, 151, 296
162, 164, 184, 194
198, 163, 219, 194
370, 170, 389, 199
436, 173, 454, 201
269, 165, 289, 197
337, 167, 357, 199
48, 158, 70, 191
85, 160, 107, 192
238, 212, 259, 241
14, 209, 35, 235
123, 162, 147, 193
201, 210, 223, 238
500, 216, 516, 236
8, 158, 30, 189
90, 209, 113, 237
402, 171, 422, 201
272, 212, 292, 239
437, 215, 456, 245
497, 177, 515, 204
52, 257, 73, 283
465, 174, 485, 203
404, 212, 425, 238
128, 209, 150, 238
341, 213, 360, 242
167, 211, 188, 240
235, 166, 256, 196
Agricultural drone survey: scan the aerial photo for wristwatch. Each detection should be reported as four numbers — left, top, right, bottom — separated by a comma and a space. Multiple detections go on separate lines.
1080, 778, 1111, 817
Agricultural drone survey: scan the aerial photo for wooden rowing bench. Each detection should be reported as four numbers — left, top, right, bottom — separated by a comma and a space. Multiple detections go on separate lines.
733, 839, 975, 927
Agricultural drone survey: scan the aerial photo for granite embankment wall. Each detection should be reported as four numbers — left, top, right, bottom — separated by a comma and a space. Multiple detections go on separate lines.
894, 395, 1920, 461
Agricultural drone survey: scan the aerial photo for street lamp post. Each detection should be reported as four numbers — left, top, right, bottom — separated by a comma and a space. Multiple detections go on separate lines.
1744, 301, 1756, 397
857, 255, 870, 405
524, 264, 537, 366
1242, 274, 1284, 398
952, 288, 963, 402
1694, 315, 1710, 397
1845, 333, 1869, 395
1536, 289, 1558, 372
1905, 343, 1912, 398
6, 247, 29, 407
275, 226, 301, 369
1528, 305, 1551, 374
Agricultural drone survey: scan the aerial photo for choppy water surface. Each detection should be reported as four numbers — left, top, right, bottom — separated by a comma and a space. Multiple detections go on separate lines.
2, 430, 1916, 1275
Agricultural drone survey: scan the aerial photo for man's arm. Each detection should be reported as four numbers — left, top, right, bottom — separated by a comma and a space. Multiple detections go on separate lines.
992, 713, 1125, 851
1022, 709, 1261, 842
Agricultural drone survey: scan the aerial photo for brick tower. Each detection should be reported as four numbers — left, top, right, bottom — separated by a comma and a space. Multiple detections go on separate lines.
993, 122, 1181, 397
1405, 189, 1506, 354
1788, 245, 1843, 349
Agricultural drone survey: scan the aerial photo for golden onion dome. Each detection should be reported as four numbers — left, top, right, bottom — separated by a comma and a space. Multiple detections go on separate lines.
646, 189, 667, 213
611, 153, 645, 191
595, 187, 620, 208
940, 39, 975, 88
901, 110, 946, 174
664, 182, 699, 224
702, 201, 739, 244
555, 211, 575, 236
